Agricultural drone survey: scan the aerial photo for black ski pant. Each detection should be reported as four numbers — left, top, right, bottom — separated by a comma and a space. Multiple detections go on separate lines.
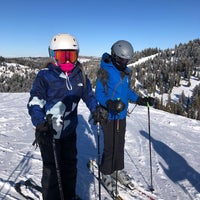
39, 131, 77, 200
100, 118, 126, 175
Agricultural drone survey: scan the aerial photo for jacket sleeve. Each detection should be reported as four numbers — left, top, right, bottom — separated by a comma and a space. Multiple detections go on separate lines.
27, 70, 47, 127
81, 77, 97, 113
127, 87, 139, 103
95, 78, 110, 107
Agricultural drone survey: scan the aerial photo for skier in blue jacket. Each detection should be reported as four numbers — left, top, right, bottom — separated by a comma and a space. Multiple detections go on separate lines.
95, 40, 154, 193
27, 33, 97, 200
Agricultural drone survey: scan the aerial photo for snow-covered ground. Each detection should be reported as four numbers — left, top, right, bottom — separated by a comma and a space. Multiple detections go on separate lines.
0, 93, 200, 200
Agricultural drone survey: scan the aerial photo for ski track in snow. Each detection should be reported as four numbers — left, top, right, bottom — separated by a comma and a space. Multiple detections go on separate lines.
0, 93, 200, 200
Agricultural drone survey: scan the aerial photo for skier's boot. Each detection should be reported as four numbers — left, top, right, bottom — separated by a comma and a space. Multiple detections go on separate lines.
102, 173, 118, 196
111, 170, 134, 189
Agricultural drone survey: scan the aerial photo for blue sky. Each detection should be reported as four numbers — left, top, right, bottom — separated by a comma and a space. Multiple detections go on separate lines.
1, 0, 200, 57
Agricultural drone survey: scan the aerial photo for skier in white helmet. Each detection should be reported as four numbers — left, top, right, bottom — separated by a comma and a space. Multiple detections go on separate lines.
28, 33, 98, 200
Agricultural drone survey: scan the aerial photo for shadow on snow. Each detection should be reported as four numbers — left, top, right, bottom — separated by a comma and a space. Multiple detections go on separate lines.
76, 114, 103, 199
140, 130, 200, 194
0, 151, 33, 199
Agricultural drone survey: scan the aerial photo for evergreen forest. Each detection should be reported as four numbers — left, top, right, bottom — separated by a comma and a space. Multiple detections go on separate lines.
1, 39, 200, 120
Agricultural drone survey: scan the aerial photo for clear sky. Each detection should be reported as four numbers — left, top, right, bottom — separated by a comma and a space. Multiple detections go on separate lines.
0, 0, 200, 57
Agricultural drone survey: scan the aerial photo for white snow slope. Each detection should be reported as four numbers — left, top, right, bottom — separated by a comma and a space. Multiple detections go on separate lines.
0, 93, 200, 200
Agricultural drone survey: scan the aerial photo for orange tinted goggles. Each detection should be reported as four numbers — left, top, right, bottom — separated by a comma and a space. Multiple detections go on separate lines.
54, 50, 78, 64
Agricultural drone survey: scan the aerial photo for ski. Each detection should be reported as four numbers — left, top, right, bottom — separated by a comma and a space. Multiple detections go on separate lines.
131, 183, 157, 200
87, 160, 124, 200
114, 174, 158, 200
88, 159, 158, 200
117, 179, 158, 200
14, 179, 42, 200
24, 179, 42, 192
15, 179, 83, 200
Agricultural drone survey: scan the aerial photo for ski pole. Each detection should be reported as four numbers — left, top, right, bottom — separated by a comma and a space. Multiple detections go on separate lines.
111, 112, 120, 198
88, 109, 102, 199
97, 121, 101, 200
147, 102, 154, 192
115, 113, 120, 197
114, 99, 125, 196
46, 114, 65, 200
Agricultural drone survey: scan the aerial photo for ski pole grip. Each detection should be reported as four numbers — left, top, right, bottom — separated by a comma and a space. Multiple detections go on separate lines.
46, 114, 57, 135
46, 114, 53, 127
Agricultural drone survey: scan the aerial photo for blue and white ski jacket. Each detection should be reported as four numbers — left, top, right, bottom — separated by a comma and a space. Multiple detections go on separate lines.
28, 62, 97, 139
95, 53, 139, 120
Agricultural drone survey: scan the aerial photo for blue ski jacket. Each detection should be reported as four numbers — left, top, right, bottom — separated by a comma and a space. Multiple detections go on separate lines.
95, 53, 139, 120
27, 62, 97, 139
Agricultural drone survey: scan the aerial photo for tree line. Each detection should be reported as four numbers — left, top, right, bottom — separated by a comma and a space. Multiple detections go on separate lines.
0, 38, 200, 120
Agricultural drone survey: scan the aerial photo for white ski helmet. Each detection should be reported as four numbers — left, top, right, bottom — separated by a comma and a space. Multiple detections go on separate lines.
49, 33, 79, 57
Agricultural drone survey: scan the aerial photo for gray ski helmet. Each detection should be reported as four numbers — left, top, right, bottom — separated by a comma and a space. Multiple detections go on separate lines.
111, 40, 134, 59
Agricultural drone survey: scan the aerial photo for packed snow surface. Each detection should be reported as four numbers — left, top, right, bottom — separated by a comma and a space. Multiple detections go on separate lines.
0, 93, 200, 199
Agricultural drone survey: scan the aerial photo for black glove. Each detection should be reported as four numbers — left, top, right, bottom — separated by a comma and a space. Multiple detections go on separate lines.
36, 122, 50, 133
34, 120, 55, 146
92, 105, 108, 125
106, 99, 125, 113
136, 96, 154, 106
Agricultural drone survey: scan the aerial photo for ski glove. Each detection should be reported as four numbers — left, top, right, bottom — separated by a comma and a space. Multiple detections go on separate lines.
34, 121, 55, 146
136, 96, 154, 106
36, 122, 50, 133
106, 99, 125, 113
92, 105, 108, 125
